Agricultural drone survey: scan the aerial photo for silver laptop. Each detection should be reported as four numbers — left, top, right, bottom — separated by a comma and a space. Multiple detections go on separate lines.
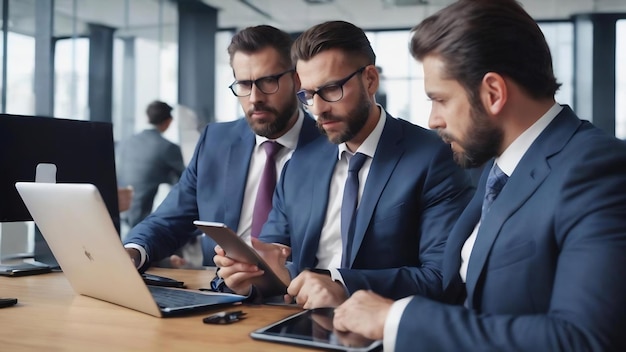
15, 182, 245, 317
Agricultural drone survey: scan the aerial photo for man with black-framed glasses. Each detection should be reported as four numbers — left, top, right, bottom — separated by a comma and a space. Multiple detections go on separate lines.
215, 21, 474, 309
123, 25, 320, 272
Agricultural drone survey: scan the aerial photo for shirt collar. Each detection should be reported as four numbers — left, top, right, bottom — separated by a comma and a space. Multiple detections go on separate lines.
337, 104, 387, 160
496, 102, 562, 176
254, 108, 304, 150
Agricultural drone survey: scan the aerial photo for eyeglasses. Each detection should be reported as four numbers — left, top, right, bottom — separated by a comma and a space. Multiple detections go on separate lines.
296, 66, 367, 106
228, 69, 294, 97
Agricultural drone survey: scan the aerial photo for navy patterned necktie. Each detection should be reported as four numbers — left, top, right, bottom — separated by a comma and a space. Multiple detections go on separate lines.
340, 152, 367, 268
251, 141, 283, 238
481, 163, 509, 223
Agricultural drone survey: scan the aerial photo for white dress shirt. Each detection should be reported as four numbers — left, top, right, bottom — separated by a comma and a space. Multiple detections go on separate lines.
317, 106, 386, 271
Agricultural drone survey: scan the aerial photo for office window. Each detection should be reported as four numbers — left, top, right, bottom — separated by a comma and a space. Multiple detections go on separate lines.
5, 0, 36, 115
616, 20, 626, 139
54, 38, 89, 120
366, 30, 429, 127
111, 0, 179, 143
0, 4, 3, 113
214, 30, 240, 123
539, 22, 574, 108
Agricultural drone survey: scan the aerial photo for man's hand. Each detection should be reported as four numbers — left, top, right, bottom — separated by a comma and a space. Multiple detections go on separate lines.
333, 290, 393, 340
169, 254, 188, 268
213, 238, 291, 295
287, 270, 348, 309
126, 248, 141, 268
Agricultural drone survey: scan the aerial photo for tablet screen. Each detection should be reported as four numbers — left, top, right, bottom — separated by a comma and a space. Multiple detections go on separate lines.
251, 308, 382, 352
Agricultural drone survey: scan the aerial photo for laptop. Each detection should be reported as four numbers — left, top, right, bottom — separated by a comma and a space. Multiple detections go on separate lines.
15, 182, 246, 317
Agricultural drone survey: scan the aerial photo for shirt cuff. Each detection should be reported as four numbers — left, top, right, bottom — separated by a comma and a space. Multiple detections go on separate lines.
383, 295, 414, 352
124, 243, 148, 268
328, 268, 346, 286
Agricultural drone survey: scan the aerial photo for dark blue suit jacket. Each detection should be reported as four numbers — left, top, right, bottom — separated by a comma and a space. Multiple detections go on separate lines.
260, 114, 474, 299
394, 106, 626, 351
123, 115, 319, 270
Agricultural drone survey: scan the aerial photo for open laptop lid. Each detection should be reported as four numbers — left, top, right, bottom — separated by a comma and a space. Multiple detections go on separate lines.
15, 182, 243, 317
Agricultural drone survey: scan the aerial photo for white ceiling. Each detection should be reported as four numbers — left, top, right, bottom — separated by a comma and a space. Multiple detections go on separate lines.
5, 0, 626, 41
202, 0, 626, 32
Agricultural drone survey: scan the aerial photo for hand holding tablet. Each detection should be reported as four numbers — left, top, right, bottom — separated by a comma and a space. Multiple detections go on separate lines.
194, 221, 290, 298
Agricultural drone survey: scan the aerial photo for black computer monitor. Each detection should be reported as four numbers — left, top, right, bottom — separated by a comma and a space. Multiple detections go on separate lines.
0, 114, 120, 266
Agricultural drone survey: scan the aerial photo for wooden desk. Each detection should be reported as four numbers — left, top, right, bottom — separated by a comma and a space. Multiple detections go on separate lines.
0, 268, 312, 351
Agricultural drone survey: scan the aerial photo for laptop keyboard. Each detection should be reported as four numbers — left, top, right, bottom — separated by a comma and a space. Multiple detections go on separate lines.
148, 286, 220, 308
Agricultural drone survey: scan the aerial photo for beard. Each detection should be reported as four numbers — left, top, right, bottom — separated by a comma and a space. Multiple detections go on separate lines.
316, 84, 371, 145
439, 103, 503, 169
245, 95, 298, 138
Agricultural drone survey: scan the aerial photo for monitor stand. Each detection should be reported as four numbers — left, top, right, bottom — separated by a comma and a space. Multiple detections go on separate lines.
0, 222, 53, 276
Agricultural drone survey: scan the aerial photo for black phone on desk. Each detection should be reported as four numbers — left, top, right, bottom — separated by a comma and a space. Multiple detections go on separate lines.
0, 297, 18, 308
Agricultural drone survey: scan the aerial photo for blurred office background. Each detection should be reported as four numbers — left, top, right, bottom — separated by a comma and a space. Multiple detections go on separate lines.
1, 0, 625, 141
1, 0, 625, 257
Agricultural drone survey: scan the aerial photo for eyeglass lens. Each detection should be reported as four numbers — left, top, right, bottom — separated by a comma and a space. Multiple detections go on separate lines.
296, 66, 366, 106
229, 70, 292, 97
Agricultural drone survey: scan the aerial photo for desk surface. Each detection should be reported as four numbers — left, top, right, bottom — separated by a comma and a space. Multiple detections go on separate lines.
0, 268, 312, 351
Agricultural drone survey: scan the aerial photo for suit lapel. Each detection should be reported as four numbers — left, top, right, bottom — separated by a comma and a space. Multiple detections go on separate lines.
347, 115, 403, 268
223, 123, 255, 230
441, 187, 484, 301
301, 140, 339, 267
297, 112, 319, 147
464, 106, 582, 308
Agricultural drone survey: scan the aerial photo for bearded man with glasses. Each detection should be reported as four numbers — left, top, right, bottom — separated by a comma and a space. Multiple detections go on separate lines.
215, 21, 474, 309
123, 25, 320, 272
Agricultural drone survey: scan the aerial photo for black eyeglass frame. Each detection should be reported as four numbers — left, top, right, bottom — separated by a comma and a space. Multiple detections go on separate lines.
296, 66, 368, 106
228, 69, 295, 97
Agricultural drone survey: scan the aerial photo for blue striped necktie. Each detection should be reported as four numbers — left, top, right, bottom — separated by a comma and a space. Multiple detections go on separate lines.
340, 152, 367, 268
481, 163, 508, 223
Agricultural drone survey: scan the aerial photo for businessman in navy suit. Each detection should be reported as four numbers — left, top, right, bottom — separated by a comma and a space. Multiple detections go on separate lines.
333, 1, 626, 351
214, 21, 473, 308
123, 25, 319, 271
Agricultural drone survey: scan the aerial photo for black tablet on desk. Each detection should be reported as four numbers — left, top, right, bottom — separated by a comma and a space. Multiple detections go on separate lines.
250, 308, 383, 352
193, 220, 288, 298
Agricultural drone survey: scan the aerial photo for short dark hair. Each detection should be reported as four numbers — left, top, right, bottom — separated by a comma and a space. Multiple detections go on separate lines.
409, 0, 560, 101
292, 21, 376, 67
146, 101, 172, 125
227, 25, 294, 69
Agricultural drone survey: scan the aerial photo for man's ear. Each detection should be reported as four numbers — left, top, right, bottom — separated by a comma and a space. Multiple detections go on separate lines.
293, 70, 301, 91
480, 72, 507, 115
363, 65, 379, 96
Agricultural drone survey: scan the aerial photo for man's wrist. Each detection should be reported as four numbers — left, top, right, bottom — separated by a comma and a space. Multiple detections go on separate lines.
306, 268, 331, 276
124, 244, 147, 269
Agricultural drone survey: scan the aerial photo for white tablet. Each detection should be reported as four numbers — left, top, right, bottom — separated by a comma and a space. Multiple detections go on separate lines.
250, 308, 383, 352
193, 220, 288, 298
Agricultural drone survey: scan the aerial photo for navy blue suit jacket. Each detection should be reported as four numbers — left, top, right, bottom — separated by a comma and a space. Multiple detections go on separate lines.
123, 115, 319, 270
260, 114, 474, 299
394, 106, 626, 351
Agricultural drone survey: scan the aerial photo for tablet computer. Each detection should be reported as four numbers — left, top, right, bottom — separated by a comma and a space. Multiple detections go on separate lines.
193, 220, 288, 298
251, 308, 382, 352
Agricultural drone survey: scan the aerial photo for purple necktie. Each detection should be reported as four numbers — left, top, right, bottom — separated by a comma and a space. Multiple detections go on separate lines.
340, 152, 367, 268
251, 141, 283, 238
